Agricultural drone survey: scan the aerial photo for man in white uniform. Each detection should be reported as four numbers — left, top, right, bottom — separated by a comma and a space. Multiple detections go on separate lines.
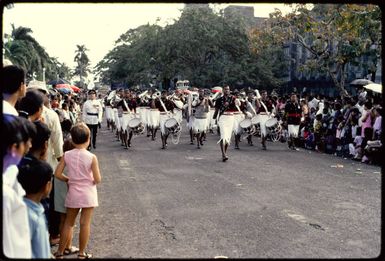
82, 89, 103, 149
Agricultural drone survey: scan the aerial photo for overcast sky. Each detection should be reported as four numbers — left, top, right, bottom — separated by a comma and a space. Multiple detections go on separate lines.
3, 3, 293, 79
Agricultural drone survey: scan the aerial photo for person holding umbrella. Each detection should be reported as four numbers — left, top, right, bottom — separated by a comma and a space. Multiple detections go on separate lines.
82, 90, 102, 150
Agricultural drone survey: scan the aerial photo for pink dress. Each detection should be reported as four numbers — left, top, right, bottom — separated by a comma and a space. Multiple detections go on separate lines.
64, 149, 98, 208
361, 110, 372, 137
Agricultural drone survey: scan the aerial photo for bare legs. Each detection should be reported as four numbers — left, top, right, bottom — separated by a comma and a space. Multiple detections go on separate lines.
56, 208, 94, 257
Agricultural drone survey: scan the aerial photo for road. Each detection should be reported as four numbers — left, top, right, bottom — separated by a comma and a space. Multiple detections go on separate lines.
57, 119, 381, 258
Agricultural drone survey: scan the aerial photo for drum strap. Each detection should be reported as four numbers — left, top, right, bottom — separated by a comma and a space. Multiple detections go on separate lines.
123, 99, 131, 114
246, 100, 257, 115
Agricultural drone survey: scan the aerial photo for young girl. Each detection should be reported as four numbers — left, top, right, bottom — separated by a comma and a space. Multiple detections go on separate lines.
54, 122, 101, 259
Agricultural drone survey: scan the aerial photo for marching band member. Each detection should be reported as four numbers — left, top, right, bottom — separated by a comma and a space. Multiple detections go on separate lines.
104, 92, 113, 130
255, 89, 274, 150
153, 90, 175, 149
149, 89, 160, 141
192, 88, 210, 149
112, 89, 123, 141
172, 89, 184, 124
213, 85, 237, 162
233, 91, 247, 149
245, 90, 257, 146
284, 93, 302, 150
82, 89, 103, 150
116, 89, 136, 149
187, 89, 198, 145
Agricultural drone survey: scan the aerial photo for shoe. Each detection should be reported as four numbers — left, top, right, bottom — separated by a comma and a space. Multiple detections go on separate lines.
262, 145, 267, 150
190, 141, 194, 145
222, 155, 229, 162
161, 146, 165, 149
78, 252, 93, 259
64, 246, 79, 255
235, 146, 240, 150
93, 145, 96, 149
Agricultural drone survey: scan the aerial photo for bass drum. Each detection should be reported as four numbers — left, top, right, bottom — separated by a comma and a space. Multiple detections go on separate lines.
128, 118, 144, 135
165, 118, 181, 134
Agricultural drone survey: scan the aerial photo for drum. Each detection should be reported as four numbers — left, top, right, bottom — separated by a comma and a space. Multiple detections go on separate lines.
239, 119, 253, 133
128, 118, 144, 135
265, 117, 278, 128
251, 115, 261, 125
165, 118, 181, 134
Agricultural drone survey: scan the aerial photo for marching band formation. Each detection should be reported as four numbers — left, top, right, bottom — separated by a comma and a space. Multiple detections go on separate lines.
90, 85, 302, 162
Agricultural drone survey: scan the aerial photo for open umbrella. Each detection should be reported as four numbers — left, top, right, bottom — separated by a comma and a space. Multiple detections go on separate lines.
55, 84, 73, 94
363, 83, 382, 94
48, 78, 71, 85
350, 79, 374, 85
70, 85, 81, 93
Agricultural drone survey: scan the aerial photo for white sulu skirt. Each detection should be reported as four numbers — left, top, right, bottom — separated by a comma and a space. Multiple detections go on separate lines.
105, 106, 113, 121
173, 109, 183, 124
288, 124, 300, 138
217, 114, 235, 145
187, 115, 195, 130
159, 113, 170, 134
121, 113, 133, 132
149, 109, 160, 128
193, 117, 208, 134
258, 114, 270, 137
233, 112, 245, 135
114, 109, 121, 129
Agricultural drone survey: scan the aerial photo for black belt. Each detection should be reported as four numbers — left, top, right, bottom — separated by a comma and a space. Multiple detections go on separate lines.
87, 112, 98, 116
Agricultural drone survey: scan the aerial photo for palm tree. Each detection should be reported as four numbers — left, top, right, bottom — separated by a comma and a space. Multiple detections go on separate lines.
4, 24, 52, 81
74, 44, 91, 87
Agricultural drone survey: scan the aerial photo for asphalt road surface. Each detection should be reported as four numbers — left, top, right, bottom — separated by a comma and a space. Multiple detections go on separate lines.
56, 119, 381, 258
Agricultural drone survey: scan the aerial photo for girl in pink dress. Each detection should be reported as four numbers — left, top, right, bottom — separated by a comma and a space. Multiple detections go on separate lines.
54, 123, 101, 259
359, 101, 373, 137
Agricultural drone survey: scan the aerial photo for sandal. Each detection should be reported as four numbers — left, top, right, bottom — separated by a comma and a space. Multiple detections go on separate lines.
64, 246, 79, 255
54, 252, 64, 259
78, 252, 93, 259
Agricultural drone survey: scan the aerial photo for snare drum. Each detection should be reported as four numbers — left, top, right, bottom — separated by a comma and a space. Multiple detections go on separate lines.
165, 118, 181, 134
251, 115, 261, 125
265, 117, 278, 128
239, 118, 253, 133
128, 118, 144, 134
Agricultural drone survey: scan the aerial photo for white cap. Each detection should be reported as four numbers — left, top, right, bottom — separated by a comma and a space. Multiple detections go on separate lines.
27, 80, 48, 93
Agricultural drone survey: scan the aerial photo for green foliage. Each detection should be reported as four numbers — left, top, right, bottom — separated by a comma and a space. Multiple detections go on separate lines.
264, 4, 381, 97
95, 5, 287, 90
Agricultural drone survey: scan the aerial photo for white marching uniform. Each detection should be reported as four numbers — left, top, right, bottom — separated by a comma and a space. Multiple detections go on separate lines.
217, 112, 235, 145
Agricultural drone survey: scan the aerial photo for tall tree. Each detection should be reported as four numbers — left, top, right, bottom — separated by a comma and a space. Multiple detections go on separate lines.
74, 44, 91, 87
4, 24, 54, 81
264, 4, 381, 97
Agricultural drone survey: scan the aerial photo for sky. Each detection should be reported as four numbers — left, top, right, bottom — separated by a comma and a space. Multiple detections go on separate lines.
3, 3, 294, 81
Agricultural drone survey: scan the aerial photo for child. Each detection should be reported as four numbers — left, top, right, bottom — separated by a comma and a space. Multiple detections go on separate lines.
54, 123, 101, 259
17, 160, 53, 258
2, 115, 37, 258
